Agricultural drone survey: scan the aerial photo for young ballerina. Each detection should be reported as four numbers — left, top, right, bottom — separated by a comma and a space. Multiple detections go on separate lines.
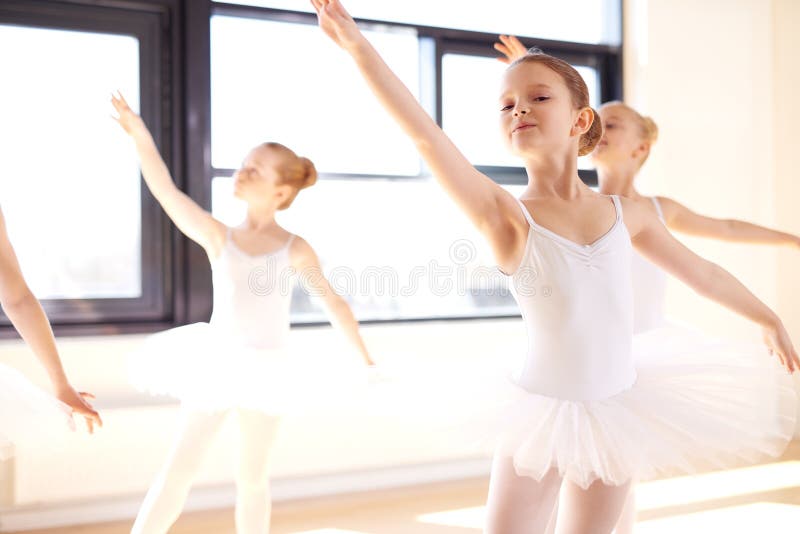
496, 34, 800, 533
111, 92, 374, 533
0, 206, 102, 458
312, 2, 798, 533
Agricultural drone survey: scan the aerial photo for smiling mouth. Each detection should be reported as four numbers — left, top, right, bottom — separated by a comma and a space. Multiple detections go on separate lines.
513, 124, 536, 134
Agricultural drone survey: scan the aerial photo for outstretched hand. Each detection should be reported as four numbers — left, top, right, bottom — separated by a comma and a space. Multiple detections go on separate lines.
310, 0, 364, 51
56, 385, 103, 434
762, 323, 800, 374
110, 91, 146, 136
494, 34, 529, 64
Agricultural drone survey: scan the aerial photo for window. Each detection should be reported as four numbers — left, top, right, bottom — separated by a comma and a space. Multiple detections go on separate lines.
0, 0, 621, 333
0, 1, 175, 332
212, 176, 521, 322
0, 25, 142, 300
207, 2, 621, 324
221, 0, 622, 45
211, 15, 421, 176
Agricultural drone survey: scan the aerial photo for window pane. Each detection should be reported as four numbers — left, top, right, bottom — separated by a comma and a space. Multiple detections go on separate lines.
442, 54, 600, 170
212, 176, 521, 322
0, 25, 141, 299
218, 0, 621, 45
211, 16, 421, 175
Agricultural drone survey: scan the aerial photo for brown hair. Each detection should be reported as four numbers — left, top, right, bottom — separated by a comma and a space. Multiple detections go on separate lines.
260, 142, 318, 210
509, 50, 601, 156
599, 101, 659, 165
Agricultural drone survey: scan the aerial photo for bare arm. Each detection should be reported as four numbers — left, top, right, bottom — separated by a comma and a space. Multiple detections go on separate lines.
0, 209, 102, 431
111, 93, 226, 258
291, 237, 374, 366
311, 0, 525, 271
622, 197, 799, 372
658, 196, 800, 247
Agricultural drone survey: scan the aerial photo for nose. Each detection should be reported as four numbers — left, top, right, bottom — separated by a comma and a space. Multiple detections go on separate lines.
514, 107, 528, 117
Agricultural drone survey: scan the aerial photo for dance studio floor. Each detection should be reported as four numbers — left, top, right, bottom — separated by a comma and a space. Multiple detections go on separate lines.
13, 441, 800, 534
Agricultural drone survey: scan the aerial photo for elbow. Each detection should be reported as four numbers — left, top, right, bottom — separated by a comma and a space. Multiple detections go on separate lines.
693, 260, 722, 298
0, 287, 34, 315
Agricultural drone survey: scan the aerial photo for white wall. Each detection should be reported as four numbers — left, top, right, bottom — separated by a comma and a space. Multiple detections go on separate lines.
624, 0, 799, 344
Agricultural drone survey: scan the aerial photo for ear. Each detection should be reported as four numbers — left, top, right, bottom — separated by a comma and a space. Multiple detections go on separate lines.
632, 141, 650, 161
571, 107, 594, 137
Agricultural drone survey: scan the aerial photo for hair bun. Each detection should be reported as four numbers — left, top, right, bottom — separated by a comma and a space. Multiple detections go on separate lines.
299, 157, 318, 189
642, 116, 659, 144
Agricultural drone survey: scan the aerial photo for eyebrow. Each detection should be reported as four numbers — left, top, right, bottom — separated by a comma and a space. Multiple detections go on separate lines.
500, 83, 554, 100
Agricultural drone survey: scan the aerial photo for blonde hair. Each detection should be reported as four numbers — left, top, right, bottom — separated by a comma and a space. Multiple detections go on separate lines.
259, 142, 318, 210
509, 50, 601, 156
600, 101, 658, 165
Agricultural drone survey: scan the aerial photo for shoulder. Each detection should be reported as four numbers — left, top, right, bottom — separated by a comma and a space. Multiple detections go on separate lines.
287, 233, 317, 264
650, 196, 683, 222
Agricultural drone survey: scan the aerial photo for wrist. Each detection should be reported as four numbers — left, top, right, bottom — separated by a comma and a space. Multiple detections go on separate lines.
345, 34, 371, 58
761, 314, 782, 332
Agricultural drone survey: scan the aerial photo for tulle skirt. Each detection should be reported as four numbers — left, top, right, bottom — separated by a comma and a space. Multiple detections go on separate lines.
128, 322, 375, 414
459, 325, 797, 489
0, 363, 75, 460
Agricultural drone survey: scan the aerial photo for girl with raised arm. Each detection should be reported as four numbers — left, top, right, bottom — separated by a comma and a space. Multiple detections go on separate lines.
0, 206, 102, 458
312, 3, 796, 533
111, 92, 374, 533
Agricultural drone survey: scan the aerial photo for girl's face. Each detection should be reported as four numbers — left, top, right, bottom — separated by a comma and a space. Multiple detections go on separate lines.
591, 105, 647, 167
499, 61, 588, 160
232, 147, 291, 207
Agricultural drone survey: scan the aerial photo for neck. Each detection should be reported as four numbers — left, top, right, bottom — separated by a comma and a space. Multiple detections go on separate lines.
596, 164, 640, 198
244, 204, 279, 231
522, 152, 586, 199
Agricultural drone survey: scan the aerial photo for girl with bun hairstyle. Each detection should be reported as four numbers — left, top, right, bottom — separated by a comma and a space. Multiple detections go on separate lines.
593, 100, 800, 332
314, 4, 797, 533
497, 35, 800, 533
111, 92, 374, 533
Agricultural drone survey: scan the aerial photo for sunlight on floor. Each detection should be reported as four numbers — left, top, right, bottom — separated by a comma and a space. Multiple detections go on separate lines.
416, 506, 485, 529
416, 461, 800, 530
635, 502, 800, 533
636, 461, 800, 510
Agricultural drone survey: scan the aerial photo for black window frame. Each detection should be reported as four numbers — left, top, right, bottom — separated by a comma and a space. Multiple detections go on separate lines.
0, 0, 623, 336
205, 2, 623, 326
0, 0, 188, 337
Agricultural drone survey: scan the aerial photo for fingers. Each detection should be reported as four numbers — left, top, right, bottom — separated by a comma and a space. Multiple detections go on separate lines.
310, 0, 322, 13
494, 44, 512, 64
508, 35, 527, 54
79, 391, 96, 400
791, 350, 800, 374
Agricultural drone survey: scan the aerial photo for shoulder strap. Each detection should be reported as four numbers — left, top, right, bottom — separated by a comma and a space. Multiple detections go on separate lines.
650, 196, 665, 221
610, 194, 623, 221
515, 198, 536, 226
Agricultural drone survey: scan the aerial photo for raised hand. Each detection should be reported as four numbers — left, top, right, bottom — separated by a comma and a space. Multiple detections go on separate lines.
56, 385, 103, 433
310, 0, 364, 51
110, 91, 146, 136
494, 34, 528, 64
762, 322, 800, 374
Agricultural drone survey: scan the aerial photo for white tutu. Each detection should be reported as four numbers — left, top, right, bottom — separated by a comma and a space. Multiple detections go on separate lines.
449, 325, 797, 489
128, 322, 375, 415
0, 363, 75, 460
